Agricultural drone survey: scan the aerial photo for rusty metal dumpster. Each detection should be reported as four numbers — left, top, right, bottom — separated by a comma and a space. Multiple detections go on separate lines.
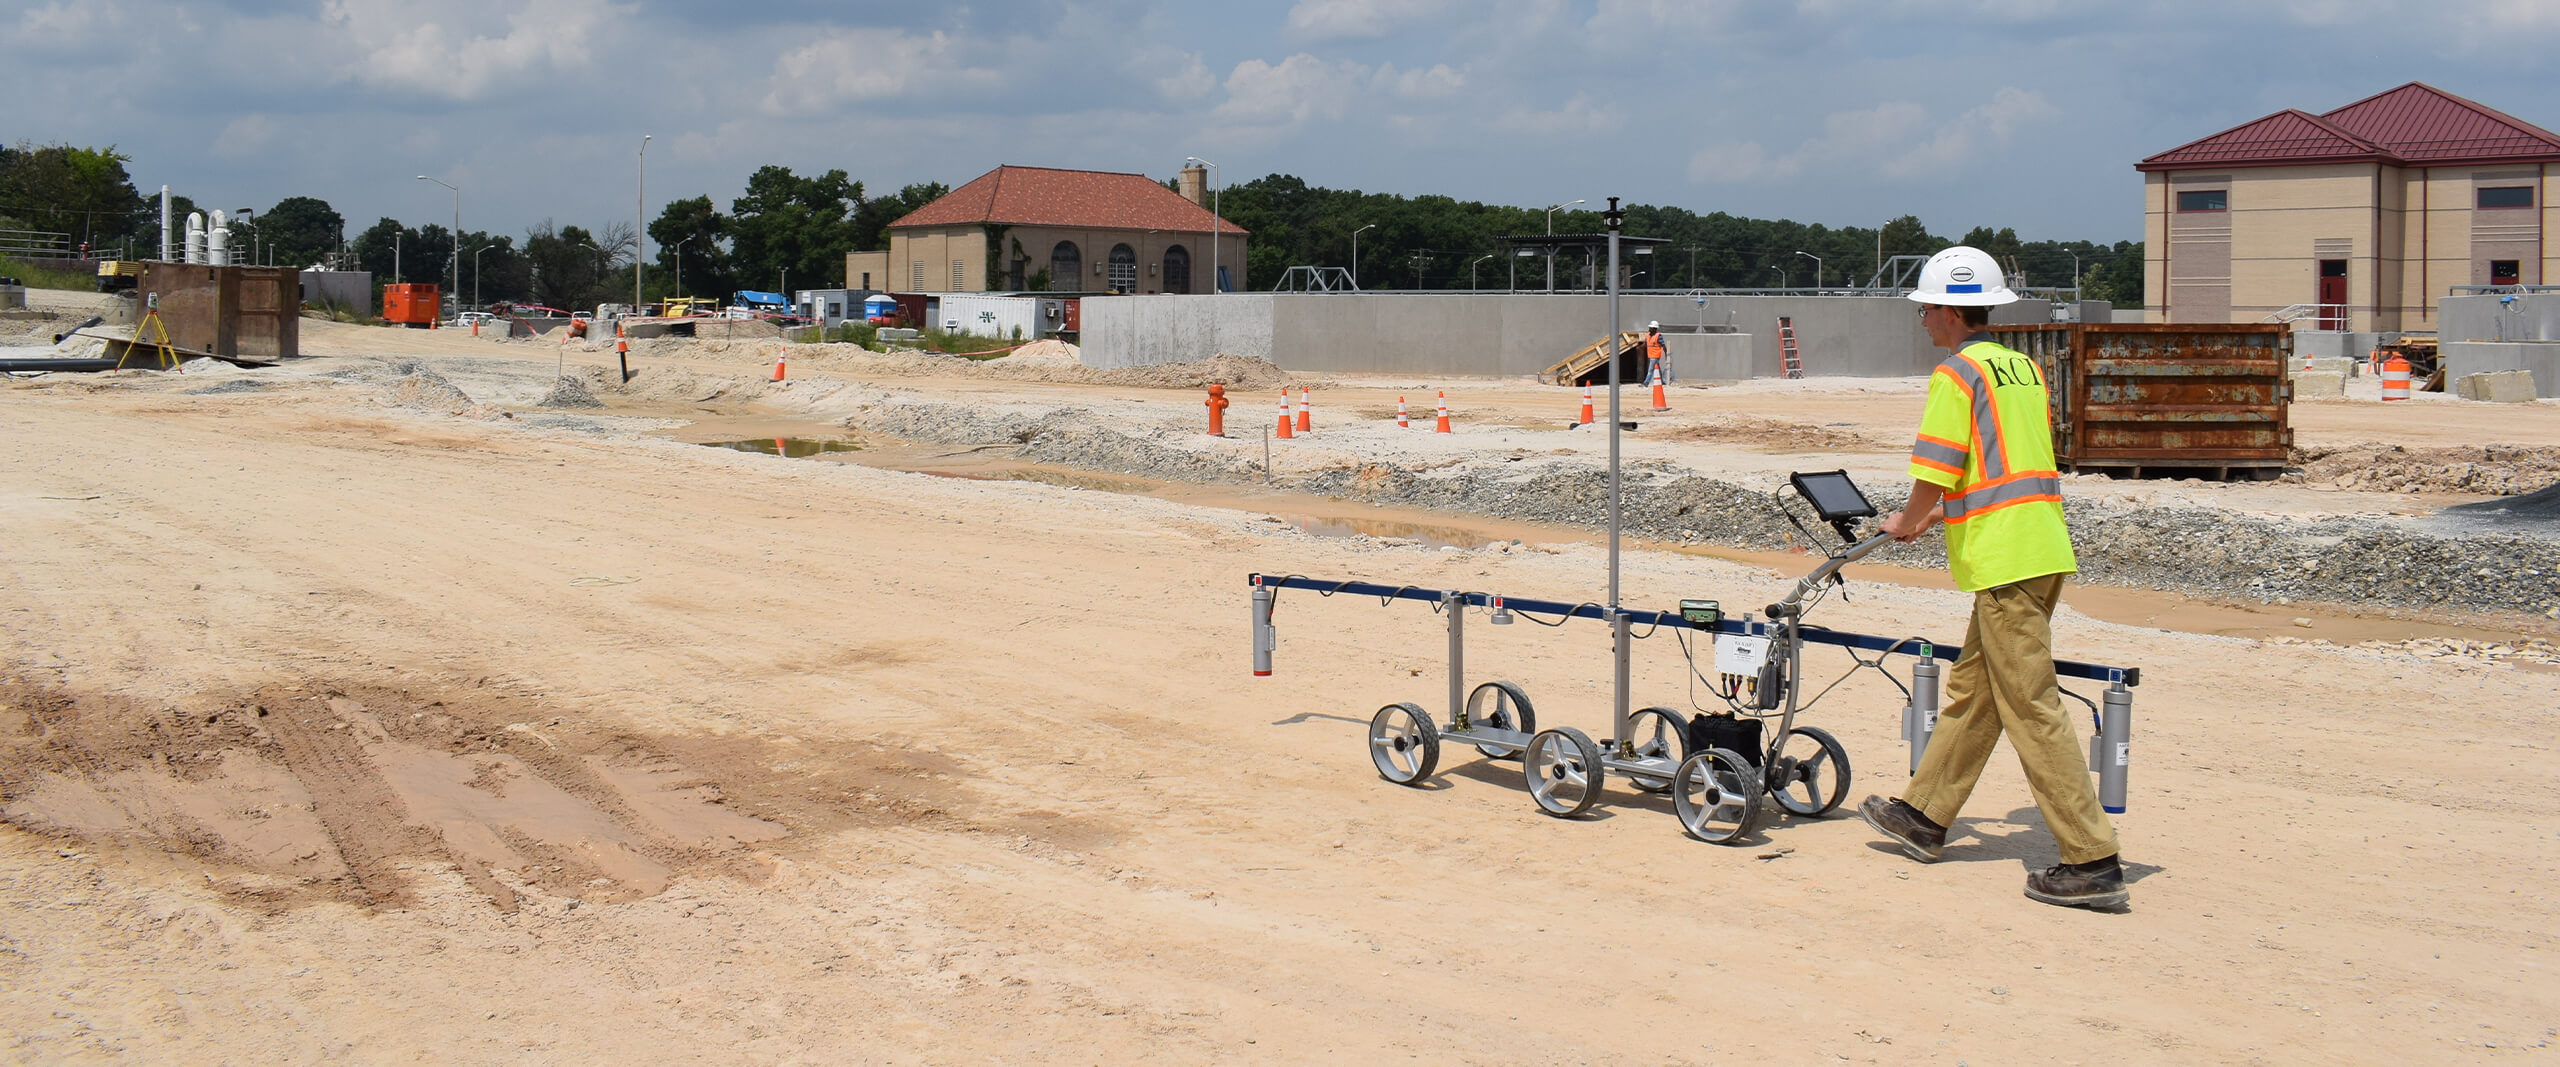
136, 263, 301, 360
1992, 323, 2292, 480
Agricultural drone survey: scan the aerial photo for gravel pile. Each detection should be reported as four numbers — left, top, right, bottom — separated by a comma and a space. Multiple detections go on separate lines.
537, 375, 606, 408
183, 379, 264, 395
2285, 444, 2560, 496
842, 394, 2560, 618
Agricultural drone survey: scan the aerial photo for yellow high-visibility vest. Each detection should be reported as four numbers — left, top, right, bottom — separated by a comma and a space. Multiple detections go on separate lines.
1907, 337, 2077, 591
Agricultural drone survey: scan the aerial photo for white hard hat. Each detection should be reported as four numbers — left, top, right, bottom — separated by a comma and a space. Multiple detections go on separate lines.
1647, 321, 1659, 329
1906, 245, 2018, 307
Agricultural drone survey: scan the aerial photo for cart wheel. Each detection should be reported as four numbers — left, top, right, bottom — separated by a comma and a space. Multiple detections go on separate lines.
1523, 727, 1604, 818
1464, 681, 1537, 759
1619, 706, 1691, 794
1672, 748, 1762, 844
1368, 702, 1439, 786
1768, 726, 1851, 816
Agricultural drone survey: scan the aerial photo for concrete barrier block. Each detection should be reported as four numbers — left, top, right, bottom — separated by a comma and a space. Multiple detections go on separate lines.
2291, 371, 2345, 397
2457, 370, 2540, 403
2291, 357, 2354, 378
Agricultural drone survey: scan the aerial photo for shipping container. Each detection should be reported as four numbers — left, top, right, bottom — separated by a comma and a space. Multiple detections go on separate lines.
1991, 323, 2293, 480
137, 263, 302, 359
937, 294, 1041, 341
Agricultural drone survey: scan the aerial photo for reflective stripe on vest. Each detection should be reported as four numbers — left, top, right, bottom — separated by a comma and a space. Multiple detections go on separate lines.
1941, 472, 2063, 521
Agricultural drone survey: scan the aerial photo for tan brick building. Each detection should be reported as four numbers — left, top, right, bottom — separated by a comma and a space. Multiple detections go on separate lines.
853, 165, 1246, 295
2139, 83, 2558, 331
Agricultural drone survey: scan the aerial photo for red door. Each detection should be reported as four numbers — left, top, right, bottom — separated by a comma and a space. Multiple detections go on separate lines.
2315, 261, 2347, 330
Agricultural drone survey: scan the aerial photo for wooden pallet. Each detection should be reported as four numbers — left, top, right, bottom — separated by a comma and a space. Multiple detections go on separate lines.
1541, 331, 1644, 386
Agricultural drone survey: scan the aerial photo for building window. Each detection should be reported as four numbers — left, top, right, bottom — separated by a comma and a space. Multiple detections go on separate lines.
2478, 186, 2533, 209
2176, 190, 2227, 212
1108, 243, 1137, 294
1163, 245, 1191, 295
2492, 260, 2522, 286
911, 262, 925, 290
1049, 242, 1081, 292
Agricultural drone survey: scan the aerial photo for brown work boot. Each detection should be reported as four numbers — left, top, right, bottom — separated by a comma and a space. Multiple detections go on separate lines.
2025, 855, 2128, 909
1857, 795, 1944, 862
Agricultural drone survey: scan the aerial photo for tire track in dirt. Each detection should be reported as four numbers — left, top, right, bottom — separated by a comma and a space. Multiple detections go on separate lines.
255, 690, 441, 905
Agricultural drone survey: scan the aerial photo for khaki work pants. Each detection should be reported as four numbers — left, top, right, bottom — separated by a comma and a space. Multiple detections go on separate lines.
1902, 573, 2119, 864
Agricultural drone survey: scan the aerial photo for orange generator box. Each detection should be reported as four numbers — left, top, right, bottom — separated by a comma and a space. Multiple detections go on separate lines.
382, 283, 440, 327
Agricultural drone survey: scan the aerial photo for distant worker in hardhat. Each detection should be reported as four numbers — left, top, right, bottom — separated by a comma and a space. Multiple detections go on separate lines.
1858, 244, 2126, 910
1643, 321, 1669, 384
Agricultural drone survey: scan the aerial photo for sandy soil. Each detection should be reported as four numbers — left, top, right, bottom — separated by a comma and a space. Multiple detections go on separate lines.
1, 310, 2555, 1063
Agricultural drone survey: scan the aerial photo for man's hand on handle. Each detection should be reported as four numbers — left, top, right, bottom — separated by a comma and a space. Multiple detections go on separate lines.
1885, 481, 1947, 542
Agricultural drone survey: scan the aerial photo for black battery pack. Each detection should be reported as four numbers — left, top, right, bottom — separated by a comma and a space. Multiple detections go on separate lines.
1688, 713, 1765, 766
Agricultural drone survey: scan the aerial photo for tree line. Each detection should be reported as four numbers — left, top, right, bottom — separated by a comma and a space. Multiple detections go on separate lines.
2, 139, 2142, 309
1215, 174, 2143, 306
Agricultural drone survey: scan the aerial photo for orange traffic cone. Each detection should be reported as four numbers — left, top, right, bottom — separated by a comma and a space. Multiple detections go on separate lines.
1649, 364, 1668, 412
772, 355, 787, 382
1295, 386, 1312, 434
1276, 391, 1294, 439
1434, 390, 1451, 434
1396, 395, 1409, 429
1579, 384, 1594, 425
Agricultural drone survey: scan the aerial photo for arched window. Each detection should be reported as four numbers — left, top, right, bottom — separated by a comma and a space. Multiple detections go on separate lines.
1162, 245, 1191, 295
1049, 241, 1081, 291
1107, 244, 1137, 294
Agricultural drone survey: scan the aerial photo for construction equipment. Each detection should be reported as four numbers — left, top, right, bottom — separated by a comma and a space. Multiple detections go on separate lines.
1542, 330, 1644, 386
2376, 332, 2441, 390
1777, 316, 1804, 378
95, 260, 144, 292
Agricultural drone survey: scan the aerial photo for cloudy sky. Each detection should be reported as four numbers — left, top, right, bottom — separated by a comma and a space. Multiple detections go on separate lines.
8, 0, 2557, 250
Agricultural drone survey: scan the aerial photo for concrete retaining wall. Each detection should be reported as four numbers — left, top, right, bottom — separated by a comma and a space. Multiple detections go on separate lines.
1080, 292, 1942, 378
2442, 340, 2559, 398
2441, 293, 2560, 344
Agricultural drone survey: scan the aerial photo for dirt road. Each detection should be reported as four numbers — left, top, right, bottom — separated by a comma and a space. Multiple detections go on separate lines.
2, 318, 2554, 1062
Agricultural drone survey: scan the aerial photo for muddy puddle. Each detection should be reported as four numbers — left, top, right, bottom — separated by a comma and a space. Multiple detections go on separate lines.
656, 418, 2556, 649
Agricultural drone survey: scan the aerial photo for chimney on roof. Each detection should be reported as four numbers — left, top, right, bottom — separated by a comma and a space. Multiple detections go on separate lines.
1179, 164, 1207, 207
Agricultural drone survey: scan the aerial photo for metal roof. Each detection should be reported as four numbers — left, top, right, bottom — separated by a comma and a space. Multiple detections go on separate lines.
2136, 83, 2560, 172
887, 165, 1245, 236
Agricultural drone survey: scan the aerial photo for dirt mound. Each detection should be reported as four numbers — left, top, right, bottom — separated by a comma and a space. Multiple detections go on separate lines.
1084, 354, 1291, 390
538, 374, 606, 408
2287, 444, 2560, 495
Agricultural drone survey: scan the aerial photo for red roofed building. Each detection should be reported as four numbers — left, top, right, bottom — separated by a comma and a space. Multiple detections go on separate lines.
850, 164, 1247, 295
2138, 83, 2557, 330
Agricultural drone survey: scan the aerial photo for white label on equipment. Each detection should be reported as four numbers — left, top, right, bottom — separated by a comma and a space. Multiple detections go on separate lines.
2114, 742, 2129, 767
1714, 634, 1771, 674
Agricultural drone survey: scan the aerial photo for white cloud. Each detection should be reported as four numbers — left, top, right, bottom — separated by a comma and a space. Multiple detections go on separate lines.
1687, 90, 2055, 183
1285, 0, 1447, 39
1585, 0, 1744, 34
757, 29, 1004, 113
320, 0, 616, 100
1216, 54, 1368, 125
1383, 63, 1465, 99
1156, 53, 1217, 100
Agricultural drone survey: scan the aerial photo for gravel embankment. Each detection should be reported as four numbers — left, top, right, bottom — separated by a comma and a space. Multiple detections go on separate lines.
838, 393, 2560, 619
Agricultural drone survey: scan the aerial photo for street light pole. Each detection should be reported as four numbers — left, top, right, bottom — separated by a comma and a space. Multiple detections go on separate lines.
1795, 250, 1821, 290
1351, 223, 1375, 289
417, 175, 459, 311
472, 244, 489, 310
1544, 199, 1583, 292
636, 134, 652, 315
1472, 253, 1492, 291
1186, 156, 1219, 294
2069, 250, 2082, 296
674, 236, 693, 298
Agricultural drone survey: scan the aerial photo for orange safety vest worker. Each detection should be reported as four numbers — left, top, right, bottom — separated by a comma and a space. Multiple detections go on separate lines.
1907, 336, 2076, 591
1644, 329, 1665, 364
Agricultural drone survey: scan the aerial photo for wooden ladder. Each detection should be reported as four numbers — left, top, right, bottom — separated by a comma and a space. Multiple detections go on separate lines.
1778, 316, 1804, 379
